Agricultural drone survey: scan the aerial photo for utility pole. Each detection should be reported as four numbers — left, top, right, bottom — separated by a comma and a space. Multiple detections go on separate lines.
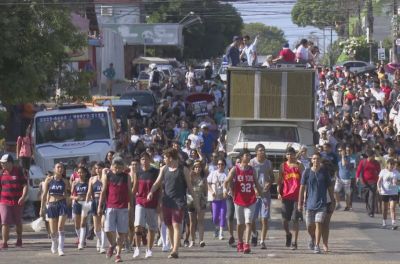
393, 0, 399, 63
367, 0, 374, 64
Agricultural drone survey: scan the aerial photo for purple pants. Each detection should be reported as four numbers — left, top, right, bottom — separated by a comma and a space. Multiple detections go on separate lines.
211, 199, 227, 227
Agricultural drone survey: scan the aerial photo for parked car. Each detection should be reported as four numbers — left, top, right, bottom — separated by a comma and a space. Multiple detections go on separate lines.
335, 60, 375, 74
120, 90, 157, 118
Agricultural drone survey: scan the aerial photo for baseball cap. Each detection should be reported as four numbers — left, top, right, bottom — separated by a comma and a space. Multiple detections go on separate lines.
283, 43, 289, 48
200, 124, 208, 129
0, 154, 13, 163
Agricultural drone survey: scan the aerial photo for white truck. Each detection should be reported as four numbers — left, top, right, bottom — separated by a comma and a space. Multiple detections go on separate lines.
226, 67, 318, 195
28, 104, 117, 204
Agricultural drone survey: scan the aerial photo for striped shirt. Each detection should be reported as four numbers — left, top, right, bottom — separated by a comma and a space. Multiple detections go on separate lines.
0, 166, 27, 206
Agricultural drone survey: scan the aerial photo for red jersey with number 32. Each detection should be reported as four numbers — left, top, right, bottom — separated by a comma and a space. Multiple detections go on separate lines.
233, 165, 257, 207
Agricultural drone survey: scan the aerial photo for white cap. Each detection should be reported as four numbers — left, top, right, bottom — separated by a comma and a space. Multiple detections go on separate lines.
0, 154, 13, 163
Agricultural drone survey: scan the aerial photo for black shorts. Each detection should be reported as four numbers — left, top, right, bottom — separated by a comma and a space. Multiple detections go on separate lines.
281, 200, 298, 222
381, 195, 399, 203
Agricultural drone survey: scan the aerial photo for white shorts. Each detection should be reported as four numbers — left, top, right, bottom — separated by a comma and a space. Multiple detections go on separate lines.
134, 205, 158, 231
234, 203, 256, 225
334, 178, 351, 195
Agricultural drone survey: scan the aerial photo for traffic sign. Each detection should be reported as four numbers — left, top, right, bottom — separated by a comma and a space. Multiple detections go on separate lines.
378, 48, 386, 60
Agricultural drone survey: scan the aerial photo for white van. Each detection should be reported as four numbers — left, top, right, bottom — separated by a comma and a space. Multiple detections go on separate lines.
29, 105, 117, 202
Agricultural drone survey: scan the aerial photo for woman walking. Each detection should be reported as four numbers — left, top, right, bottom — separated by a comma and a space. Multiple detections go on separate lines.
86, 162, 106, 253
40, 163, 71, 256
207, 159, 227, 240
188, 161, 208, 247
71, 166, 90, 250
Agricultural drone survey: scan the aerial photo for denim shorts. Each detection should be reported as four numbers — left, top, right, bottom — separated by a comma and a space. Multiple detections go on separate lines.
306, 208, 327, 226
253, 196, 271, 220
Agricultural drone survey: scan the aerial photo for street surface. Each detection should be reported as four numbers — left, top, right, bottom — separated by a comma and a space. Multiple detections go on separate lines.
1, 199, 399, 264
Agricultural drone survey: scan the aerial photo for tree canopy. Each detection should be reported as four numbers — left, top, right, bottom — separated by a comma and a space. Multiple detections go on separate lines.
291, 0, 347, 34
242, 23, 287, 56
0, 1, 86, 104
144, 0, 243, 59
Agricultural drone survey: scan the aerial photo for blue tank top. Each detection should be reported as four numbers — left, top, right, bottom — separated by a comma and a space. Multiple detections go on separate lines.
92, 179, 102, 195
48, 178, 65, 196
74, 182, 88, 196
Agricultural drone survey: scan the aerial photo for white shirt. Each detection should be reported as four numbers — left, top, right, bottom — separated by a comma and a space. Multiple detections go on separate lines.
207, 170, 227, 201
378, 169, 399, 195
242, 36, 258, 66
332, 90, 342, 107
188, 133, 203, 149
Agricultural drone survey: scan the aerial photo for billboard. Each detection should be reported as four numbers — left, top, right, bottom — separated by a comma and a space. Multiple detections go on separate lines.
103, 23, 183, 47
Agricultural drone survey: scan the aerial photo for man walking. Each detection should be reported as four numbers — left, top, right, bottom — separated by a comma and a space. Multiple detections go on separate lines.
147, 148, 199, 259
298, 152, 335, 254
277, 147, 303, 250
98, 157, 132, 263
249, 144, 273, 249
356, 149, 380, 217
0, 154, 28, 249
224, 149, 263, 254
132, 152, 160, 259
103, 63, 116, 96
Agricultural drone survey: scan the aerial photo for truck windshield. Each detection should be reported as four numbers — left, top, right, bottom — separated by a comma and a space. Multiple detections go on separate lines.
35, 112, 110, 144
240, 126, 299, 142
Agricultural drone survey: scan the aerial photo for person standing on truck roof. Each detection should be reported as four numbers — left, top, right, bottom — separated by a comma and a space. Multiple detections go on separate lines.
0, 154, 28, 249
277, 147, 304, 250
249, 144, 274, 250
240, 35, 258, 66
226, 36, 241, 67
272, 43, 295, 64
224, 149, 263, 254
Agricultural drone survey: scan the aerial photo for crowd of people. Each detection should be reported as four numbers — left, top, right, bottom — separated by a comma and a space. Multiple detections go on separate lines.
0, 35, 400, 263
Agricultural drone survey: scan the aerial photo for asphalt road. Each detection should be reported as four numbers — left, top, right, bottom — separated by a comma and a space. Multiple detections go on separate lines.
1, 199, 400, 264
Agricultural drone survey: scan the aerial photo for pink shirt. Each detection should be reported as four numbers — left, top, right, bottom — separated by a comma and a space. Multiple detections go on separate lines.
17, 136, 32, 158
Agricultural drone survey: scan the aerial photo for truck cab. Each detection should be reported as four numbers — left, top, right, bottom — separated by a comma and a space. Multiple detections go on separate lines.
29, 104, 117, 202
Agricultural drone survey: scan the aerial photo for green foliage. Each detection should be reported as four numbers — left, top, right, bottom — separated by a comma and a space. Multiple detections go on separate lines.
0, 1, 86, 104
336, 36, 379, 63
291, 0, 346, 31
144, 0, 243, 59
241, 23, 287, 55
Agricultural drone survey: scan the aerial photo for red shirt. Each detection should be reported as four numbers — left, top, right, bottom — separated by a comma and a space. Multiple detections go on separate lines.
0, 166, 27, 206
233, 165, 256, 207
136, 167, 160, 208
356, 159, 380, 184
106, 171, 129, 209
279, 48, 295, 63
281, 162, 301, 201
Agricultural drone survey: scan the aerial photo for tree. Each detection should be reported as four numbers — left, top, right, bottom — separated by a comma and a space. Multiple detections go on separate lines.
0, 1, 87, 104
144, 0, 243, 60
291, 0, 348, 35
242, 23, 287, 55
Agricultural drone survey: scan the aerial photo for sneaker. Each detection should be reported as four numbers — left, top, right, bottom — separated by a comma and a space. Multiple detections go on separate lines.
368, 213, 374, 218
115, 255, 122, 263
0, 242, 8, 250
200, 241, 205, 247
51, 243, 57, 254
162, 245, 171, 252
99, 248, 106, 254
15, 238, 22, 247
343, 207, 350, 211
107, 246, 115, 258
157, 238, 163, 247
96, 239, 101, 251
124, 243, 132, 252
78, 244, 84, 250
381, 224, 387, 229
183, 239, 189, 247
214, 228, 219, 238
145, 249, 153, 259
58, 249, 65, 256
285, 233, 292, 247
168, 252, 179, 259
335, 203, 341, 210
237, 242, 244, 252
290, 243, 297, 250
219, 233, 224, 240
308, 240, 315, 250
228, 236, 235, 247
314, 245, 321, 254
260, 241, 267, 250
392, 225, 398, 230
188, 241, 194, 248
243, 243, 251, 254
251, 232, 258, 247
132, 247, 140, 258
